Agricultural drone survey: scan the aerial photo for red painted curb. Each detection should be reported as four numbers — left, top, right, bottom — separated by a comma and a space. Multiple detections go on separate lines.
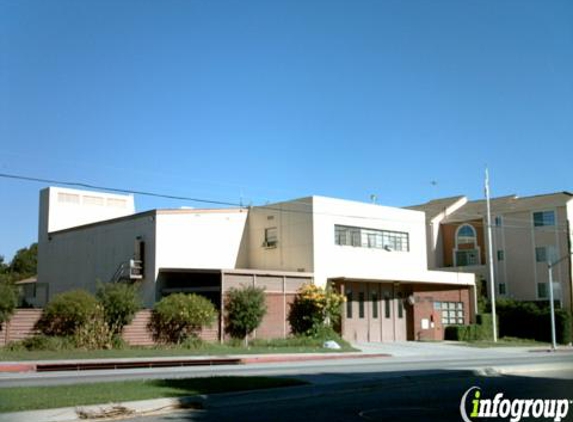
240, 353, 391, 364
0, 364, 36, 373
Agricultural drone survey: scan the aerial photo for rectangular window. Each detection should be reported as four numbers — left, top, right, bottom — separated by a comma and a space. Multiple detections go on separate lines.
499, 283, 507, 295
83, 195, 104, 206
264, 227, 278, 248
107, 198, 127, 208
533, 211, 555, 227
455, 250, 479, 267
440, 301, 464, 325
495, 216, 502, 227
497, 250, 504, 261
537, 283, 548, 299
334, 225, 409, 252
535, 247, 547, 263
359, 292, 365, 319
346, 291, 353, 319
384, 295, 391, 319
371, 292, 378, 319
397, 293, 403, 319
58, 192, 80, 204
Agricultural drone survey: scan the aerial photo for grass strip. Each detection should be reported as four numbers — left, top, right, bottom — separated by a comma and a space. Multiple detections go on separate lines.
0, 343, 356, 361
0, 376, 306, 413
463, 337, 550, 348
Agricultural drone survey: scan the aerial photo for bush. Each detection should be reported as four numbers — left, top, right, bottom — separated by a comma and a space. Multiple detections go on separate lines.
225, 285, 267, 345
8, 335, 75, 351
288, 284, 345, 337
148, 293, 217, 344
73, 316, 115, 350
35, 290, 100, 337
96, 282, 142, 334
444, 313, 495, 342
495, 299, 572, 345
0, 282, 17, 327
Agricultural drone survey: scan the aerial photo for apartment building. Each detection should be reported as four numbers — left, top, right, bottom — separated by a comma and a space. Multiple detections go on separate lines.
38, 187, 475, 342
409, 192, 573, 313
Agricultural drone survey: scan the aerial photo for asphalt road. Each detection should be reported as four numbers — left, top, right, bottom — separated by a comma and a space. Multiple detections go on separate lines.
122, 369, 573, 422
0, 351, 571, 388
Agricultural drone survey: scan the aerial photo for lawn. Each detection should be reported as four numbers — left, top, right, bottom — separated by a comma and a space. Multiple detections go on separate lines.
0, 338, 357, 361
461, 337, 551, 348
0, 376, 307, 413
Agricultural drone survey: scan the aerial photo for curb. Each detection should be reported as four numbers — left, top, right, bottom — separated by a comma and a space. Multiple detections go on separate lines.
240, 353, 390, 364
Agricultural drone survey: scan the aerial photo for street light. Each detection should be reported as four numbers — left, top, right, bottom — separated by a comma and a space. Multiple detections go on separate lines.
547, 252, 572, 350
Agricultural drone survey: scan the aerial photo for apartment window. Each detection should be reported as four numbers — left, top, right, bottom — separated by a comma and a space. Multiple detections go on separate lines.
533, 211, 555, 227
537, 283, 548, 299
346, 291, 353, 319
358, 292, 365, 319
264, 227, 278, 248
438, 301, 464, 325
457, 224, 477, 244
494, 216, 503, 227
371, 292, 378, 319
499, 283, 507, 295
455, 250, 479, 267
384, 294, 391, 319
334, 225, 409, 252
535, 246, 556, 263
497, 250, 504, 261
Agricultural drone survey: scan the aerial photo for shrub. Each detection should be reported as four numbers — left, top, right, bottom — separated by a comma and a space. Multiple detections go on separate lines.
96, 282, 142, 334
35, 290, 100, 336
225, 285, 267, 345
148, 293, 217, 344
495, 299, 572, 345
288, 284, 345, 337
8, 335, 75, 351
0, 282, 17, 328
444, 314, 495, 342
73, 316, 115, 350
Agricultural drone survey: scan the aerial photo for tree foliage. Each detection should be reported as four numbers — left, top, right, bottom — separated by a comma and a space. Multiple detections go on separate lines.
0, 243, 38, 283
288, 284, 345, 337
148, 293, 217, 344
225, 285, 267, 345
96, 282, 142, 334
0, 282, 18, 327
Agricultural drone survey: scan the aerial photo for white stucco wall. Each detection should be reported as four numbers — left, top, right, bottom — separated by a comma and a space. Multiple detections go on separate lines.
311, 196, 430, 287
154, 209, 248, 272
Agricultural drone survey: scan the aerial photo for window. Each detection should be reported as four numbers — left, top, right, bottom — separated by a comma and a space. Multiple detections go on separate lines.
536, 246, 556, 263
83, 195, 104, 206
533, 211, 555, 227
437, 301, 464, 325
346, 291, 353, 319
455, 250, 479, 267
499, 283, 507, 295
264, 227, 278, 248
57, 192, 80, 204
495, 216, 502, 227
397, 293, 403, 319
334, 225, 409, 252
371, 292, 378, 319
358, 292, 365, 318
107, 198, 127, 208
537, 283, 548, 299
497, 250, 504, 261
457, 224, 477, 244
384, 294, 391, 319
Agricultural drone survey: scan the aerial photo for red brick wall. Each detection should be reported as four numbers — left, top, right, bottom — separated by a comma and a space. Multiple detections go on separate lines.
412, 285, 473, 341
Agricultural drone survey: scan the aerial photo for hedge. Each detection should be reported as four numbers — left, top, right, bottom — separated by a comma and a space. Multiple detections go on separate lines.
444, 313, 495, 342
495, 300, 572, 345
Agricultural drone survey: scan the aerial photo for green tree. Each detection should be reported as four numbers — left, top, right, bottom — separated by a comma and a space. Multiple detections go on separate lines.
148, 293, 217, 344
9, 243, 37, 278
288, 284, 345, 337
0, 282, 18, 327
96, 282, 142, 334
225, 285, 267, 346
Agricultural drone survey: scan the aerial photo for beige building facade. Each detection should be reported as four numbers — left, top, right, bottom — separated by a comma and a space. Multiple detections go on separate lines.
410, 192, 573, 313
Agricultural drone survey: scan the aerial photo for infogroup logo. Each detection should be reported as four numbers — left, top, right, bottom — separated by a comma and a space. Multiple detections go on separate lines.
460, 386, 571, 422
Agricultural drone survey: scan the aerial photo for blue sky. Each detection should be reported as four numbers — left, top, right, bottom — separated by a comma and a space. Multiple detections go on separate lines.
1, 0, 572, 260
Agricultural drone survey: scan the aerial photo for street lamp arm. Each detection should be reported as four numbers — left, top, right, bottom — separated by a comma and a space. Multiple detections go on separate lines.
548, 252, 573, 269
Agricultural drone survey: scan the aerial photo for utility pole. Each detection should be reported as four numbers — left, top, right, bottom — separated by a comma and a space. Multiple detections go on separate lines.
485, 168, 498, 342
